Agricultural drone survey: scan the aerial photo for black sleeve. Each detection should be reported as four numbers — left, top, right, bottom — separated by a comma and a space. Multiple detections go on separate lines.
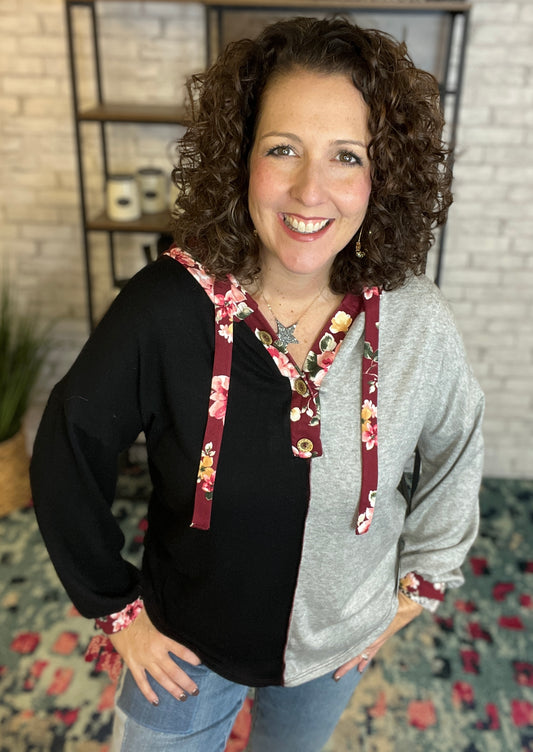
30, 265, 158, 618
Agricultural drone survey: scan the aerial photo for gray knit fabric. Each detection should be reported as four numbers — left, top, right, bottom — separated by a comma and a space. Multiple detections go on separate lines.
283, 274, 484, 686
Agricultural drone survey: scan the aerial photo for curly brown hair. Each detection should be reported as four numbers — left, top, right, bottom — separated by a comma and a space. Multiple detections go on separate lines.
171, 16, 452, 293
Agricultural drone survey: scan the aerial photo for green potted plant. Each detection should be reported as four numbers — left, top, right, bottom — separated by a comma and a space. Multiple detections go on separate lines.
0, 282, 49, 516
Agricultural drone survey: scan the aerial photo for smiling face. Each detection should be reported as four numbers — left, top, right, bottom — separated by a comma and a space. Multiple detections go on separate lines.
248, 67, 372, 283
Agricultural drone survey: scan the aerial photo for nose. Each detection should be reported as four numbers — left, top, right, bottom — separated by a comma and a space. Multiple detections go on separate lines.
289, 158, 327, 206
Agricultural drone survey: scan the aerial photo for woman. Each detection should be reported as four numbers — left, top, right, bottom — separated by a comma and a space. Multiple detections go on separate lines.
31, 16, 484, 752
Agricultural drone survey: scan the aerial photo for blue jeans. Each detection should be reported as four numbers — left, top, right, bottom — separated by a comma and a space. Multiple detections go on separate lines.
110, 655, 365, 752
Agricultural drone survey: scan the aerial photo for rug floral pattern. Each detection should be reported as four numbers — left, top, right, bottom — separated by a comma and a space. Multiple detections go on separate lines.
1, 472, 532, 752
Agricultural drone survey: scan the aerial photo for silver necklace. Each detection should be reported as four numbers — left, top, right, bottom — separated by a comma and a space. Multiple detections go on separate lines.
261, 287, 325, 352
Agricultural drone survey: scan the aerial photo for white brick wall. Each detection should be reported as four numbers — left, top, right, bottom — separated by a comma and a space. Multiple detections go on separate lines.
1, 0, 532, 477
442, 0, 533, 478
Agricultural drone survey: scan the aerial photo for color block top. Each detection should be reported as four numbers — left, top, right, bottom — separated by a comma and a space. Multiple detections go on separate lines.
31, 254, 484, 687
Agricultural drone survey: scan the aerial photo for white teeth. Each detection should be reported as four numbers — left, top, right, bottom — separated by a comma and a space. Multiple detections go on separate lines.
284, 215, 329, 234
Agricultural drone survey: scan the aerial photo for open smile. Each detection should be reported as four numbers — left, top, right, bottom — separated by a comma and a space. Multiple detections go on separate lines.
282, 214, 332, 235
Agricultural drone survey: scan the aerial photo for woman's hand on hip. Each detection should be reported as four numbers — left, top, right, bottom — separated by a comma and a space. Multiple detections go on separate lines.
334, 592, 424, 680
109, 607, 202, 705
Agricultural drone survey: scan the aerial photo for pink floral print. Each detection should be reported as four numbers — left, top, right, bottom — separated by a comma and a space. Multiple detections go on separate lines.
209, 375, 230, 422
362, 399, 377, 421
364, 286, 380, 299
356, 490, 376, 534
317, 350, 336, 370
94, 597, 144, 634
214, 286, 251, 324
399, 571, 446, 602
362, 421, 378, 450
356, 285, 379, 533
163, 246, 380, 535
198, 442, 216, 497
218, 323, 233, 342
163, 248, 252, 530
361, 399, 378, 449
265, 346, 299, 380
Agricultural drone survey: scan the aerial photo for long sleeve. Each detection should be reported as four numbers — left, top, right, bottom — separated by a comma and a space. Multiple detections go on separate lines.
31, 272, 149, 618
397, 296, 484, 598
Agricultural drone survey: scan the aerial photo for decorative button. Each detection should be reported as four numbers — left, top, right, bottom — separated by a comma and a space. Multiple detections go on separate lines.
258, 330, 273, 345
297, 438, 314, 453
294, 378, 308, 396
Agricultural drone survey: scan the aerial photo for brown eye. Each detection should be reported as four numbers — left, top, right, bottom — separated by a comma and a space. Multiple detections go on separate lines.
337, 151, 362, 166
267, 145, 295, 157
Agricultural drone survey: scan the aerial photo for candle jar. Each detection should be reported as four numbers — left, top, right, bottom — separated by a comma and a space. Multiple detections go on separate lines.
106, 174, 141, 222
137, 167, 168, 214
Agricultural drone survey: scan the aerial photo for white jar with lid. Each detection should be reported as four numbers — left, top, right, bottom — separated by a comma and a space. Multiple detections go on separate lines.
106, 174, 141, 222
137, 167, 168, 214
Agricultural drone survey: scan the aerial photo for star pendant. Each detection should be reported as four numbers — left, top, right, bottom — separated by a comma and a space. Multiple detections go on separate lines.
274, 319, 299, 352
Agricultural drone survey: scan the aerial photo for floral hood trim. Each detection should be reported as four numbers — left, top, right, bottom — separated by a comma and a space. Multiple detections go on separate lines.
356, 286, 380, 534
163, 247, 380, 535
245, 293, 364, 461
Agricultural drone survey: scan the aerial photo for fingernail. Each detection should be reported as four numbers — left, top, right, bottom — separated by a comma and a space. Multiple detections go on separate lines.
191, 688, 199, 696
179, 693, 187, 702
152, 699, 159, 706
333, 674, 341, 682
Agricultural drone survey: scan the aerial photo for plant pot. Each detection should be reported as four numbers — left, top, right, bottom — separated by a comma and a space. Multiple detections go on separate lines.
0, 429, 32, 517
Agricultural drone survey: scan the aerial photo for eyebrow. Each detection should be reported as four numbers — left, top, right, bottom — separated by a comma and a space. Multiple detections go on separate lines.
260, 131, 368, 149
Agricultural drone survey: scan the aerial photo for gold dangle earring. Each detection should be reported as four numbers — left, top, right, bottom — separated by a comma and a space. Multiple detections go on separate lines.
355, 224, 365, 259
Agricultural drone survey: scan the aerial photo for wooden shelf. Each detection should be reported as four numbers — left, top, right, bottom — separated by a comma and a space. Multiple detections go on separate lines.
78, 103, 188, 125
68, 0, 190, 4
87, 210, 172, 233
203, 0, 470, 10
70, 0, 469, 7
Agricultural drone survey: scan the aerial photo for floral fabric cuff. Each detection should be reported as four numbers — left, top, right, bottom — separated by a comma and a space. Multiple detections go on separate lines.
399, 571, 446, 606
84, 634, 123, 681
406, 594, 442, 614
94, 596, 144, 635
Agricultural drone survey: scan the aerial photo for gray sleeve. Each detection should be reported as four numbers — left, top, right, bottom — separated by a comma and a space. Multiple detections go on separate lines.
398, 301, 485, 595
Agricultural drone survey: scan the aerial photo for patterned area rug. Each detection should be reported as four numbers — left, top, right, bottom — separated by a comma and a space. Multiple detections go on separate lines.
1, 469, 532, 752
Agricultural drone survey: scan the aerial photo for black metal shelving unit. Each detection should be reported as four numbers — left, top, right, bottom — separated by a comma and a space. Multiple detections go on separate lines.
65, 0, 470, 328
